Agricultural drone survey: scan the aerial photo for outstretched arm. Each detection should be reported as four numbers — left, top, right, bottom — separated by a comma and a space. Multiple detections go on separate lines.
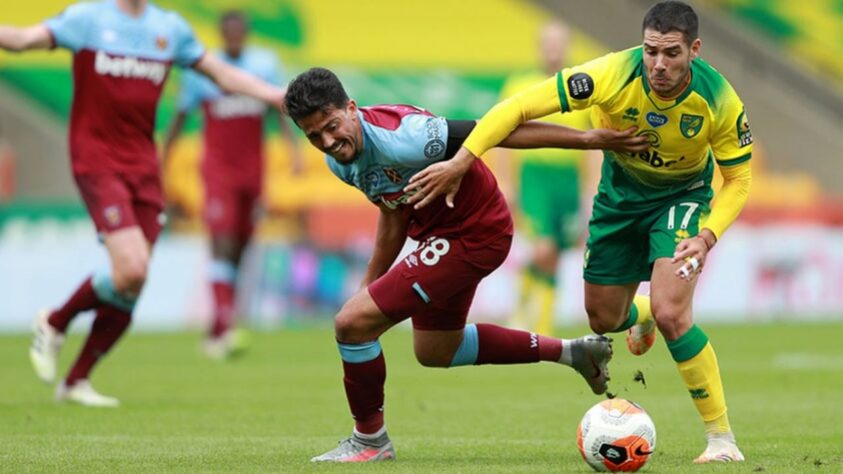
405, 121, 648, 209
0, 25, 52, 52
194, 54, 286, 112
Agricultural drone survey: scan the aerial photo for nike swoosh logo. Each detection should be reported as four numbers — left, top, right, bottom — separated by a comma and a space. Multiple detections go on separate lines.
635, 446, 653, 456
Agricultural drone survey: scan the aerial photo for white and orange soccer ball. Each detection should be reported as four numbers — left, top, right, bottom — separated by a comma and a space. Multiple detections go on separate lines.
577, 398, 656, 472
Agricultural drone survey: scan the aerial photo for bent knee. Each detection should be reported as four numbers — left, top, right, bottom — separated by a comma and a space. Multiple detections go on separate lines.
414, 349, 451, 368
113, 260, 148, 293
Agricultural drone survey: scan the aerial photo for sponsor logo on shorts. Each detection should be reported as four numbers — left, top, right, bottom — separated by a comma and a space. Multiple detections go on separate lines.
155, 36, 169, 51
94, 50, 167, 85
674, 229, 691, 243
567, 72, 594, 100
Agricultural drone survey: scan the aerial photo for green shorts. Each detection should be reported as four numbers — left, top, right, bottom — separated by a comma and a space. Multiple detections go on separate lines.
583, 156, 714, 285
519, 160, 581, 249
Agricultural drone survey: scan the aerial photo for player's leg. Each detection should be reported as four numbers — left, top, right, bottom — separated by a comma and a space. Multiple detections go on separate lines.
204, 233, 247, 358
311, 288, 399, 463
649, 198, 742, 463
511, 161, 560, 334
582, 186, 655, 352
30, 174, 137, 387
57, 175, 163, 406
403, 233, 612, 394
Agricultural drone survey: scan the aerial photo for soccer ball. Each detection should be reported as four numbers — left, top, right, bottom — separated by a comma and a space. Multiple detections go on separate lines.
577, 398, 656, 472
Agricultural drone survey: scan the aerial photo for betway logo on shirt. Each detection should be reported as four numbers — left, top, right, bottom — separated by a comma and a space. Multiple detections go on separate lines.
94, 51, 167, 85
210, 95, 267, 119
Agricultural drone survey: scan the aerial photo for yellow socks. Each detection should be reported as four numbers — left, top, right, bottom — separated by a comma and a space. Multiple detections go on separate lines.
510, 268, 556, 335
668, 325, 732, 434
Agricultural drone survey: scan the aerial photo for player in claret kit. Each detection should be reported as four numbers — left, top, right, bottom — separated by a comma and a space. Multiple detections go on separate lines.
0, 0, 287, 406
163, 11, 303, 359
407, 1, 752, 464
284, 67, 650, 463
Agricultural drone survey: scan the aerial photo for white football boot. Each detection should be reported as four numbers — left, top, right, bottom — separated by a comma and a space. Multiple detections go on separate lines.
55, 379, 119, 408
694, 432, 745, 464
29, 309, 65, 383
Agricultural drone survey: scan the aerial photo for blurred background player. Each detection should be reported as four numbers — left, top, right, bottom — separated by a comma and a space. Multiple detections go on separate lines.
0, 0, 286, 406
407, 0, 751, 464
497, 20, 597, 335
162, 11, 303, 360
285, 68, 650, 463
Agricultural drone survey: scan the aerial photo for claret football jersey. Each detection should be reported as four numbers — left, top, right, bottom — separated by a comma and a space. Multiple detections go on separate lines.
45, 0, 205, 175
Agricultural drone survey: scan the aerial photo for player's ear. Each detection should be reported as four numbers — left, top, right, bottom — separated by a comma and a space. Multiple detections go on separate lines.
347, 99, 358, 115
689, 38, 701, 60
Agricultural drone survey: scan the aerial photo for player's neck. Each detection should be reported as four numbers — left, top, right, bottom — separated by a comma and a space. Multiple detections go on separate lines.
116, 0, 147, 17
652, 71, 692, 101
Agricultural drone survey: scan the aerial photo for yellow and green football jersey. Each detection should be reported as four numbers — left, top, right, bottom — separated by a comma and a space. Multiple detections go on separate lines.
556, 46, 752, 188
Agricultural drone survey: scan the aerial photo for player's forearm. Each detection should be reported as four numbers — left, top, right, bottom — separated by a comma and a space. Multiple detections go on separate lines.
703, 160, 752, 240
500, 122, 592, 149
464, 77, 561, 156
196, 55, 284, 109
0, 25, 51, 51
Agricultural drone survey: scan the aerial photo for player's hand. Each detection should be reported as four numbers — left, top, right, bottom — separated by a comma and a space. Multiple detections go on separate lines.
584, 127, 650, 153
404, 148, 476, 209
671, 235, 710, 281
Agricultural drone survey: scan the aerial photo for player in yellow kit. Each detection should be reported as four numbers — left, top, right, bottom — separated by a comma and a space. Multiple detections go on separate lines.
405, 1, 752, 464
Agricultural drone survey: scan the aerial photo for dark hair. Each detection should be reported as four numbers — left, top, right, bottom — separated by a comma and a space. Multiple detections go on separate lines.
220, 10, 248, 29
285, 68, 350, 122
642, 1, 698, 45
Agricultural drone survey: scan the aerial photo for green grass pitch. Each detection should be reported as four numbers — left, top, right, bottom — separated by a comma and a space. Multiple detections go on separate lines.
1, 322, 841, 472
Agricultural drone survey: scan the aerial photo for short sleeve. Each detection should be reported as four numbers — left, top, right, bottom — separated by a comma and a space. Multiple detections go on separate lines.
44, 3, 96, 52
711, 88, 753, 166
178, 69, 204, 112
386, 114, 449, 166
557, 48, 641, 113
170, 14, 205, 68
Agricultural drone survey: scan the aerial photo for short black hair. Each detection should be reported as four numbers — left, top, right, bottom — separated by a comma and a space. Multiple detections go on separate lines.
642, 1, 699, 45
285, 68, 350, 123
220, 10, 248, 29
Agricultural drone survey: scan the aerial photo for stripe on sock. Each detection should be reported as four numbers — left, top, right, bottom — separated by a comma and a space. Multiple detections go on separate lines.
338, 340, 383, 363
91, 271, 137, 312
667, 324, 709, 362
449, 323, 479, 367
615, 303, 639, 332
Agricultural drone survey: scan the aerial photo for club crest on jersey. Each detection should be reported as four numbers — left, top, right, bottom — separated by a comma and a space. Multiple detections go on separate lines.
103, 205, 122, 227
646, 112, 668, 128
155, 36, 169, 51
680, 114, 704, 138
382, 167, 403, 184
736, 109, 753, 147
